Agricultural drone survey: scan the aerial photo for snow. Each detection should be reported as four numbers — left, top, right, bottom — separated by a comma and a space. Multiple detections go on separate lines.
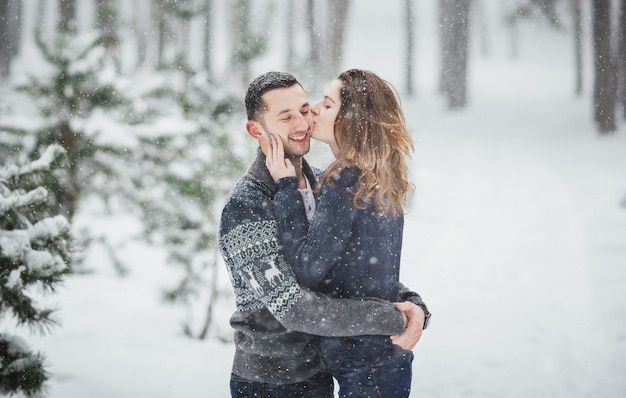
4, 0, 626, 397
5, 266, 27, 289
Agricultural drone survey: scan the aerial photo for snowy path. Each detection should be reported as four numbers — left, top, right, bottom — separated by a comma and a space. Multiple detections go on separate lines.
404, 93, 626, 397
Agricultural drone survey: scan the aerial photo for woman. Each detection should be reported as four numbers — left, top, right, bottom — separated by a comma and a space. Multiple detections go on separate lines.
266, 69, 415, 397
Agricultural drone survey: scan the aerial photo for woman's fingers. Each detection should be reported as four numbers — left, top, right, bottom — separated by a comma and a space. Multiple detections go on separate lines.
266, 134, 296, 181
274, 134, 284, 162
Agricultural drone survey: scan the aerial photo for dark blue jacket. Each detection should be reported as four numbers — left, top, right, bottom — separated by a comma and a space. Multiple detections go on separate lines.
273, 167, 407, 372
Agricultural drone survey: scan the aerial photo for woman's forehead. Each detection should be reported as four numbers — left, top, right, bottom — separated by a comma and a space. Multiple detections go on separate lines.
324, 79, 343, 101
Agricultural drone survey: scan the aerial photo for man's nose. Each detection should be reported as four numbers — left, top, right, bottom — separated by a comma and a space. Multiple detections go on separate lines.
297, 112, 310, 130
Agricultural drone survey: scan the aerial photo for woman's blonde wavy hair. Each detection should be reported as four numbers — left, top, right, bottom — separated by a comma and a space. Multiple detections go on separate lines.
319, 69, 414, 218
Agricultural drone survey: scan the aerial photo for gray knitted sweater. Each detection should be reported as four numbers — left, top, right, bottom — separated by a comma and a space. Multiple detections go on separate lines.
218, 148, 425, 384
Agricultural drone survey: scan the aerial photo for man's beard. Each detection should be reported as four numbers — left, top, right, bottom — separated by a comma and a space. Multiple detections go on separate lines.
265, 132, 310, 158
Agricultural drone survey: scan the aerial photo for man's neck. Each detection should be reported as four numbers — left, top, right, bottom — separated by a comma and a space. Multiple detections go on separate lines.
291, 156, 307, 189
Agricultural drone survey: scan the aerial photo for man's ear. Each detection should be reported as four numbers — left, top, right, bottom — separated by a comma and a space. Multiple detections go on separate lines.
246, 120, 271, 154
246, 120, 264, 141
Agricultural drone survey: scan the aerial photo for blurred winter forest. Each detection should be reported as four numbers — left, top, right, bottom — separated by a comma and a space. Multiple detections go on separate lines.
1, 0, 626, 396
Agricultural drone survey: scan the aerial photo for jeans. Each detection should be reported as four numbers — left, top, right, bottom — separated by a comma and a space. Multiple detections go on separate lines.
333, 351, 414, 398
230, 371, 334, 398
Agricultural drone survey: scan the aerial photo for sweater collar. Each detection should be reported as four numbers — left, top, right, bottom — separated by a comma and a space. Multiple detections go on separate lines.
248, 147, 319, 195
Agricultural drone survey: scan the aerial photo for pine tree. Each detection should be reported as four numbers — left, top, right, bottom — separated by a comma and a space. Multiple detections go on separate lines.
128, 65, 247, 339
10, 25, 130, 220
0, 24, 138, 274
0, 145, 71, 397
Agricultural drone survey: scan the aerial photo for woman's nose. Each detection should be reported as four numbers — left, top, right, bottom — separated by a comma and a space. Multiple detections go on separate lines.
311, 103, 320, 116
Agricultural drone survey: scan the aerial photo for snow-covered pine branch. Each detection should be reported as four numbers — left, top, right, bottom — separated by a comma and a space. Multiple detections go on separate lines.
0, 144, 65, 180
0, 145, 71, 397
0, 186, 48, 214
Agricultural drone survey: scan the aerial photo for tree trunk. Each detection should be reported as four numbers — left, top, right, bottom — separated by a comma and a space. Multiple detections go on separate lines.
572, 0, 583, 96
0, 0, 22, 79
476, 0, 489, 56
135, 0, 150, 68
203, 0, 214, 79
230, 0, 252, 85
59, 0, 76, 30
178, 12, 190, 68
438, 1, 446, 93
404, 0, 415, 96
96, 0, 120, 70
325, 0, 350, 79
286, 0, 295, 71
34, 0, 45, 32
619, 0, 626, 119
440, 0, 472, 109
307, 0, 321, 78
153, 0, 167, 68
592, 0, 617, 133
505, 2, 520, 58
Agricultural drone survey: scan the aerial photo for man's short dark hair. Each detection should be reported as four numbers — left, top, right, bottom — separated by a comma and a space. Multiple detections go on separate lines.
245, 71, 300, 121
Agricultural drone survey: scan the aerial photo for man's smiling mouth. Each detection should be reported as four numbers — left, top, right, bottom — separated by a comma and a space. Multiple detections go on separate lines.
290, 132, 309, 143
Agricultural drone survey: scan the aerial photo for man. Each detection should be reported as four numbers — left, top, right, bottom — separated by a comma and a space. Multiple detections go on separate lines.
218, 71, 430, 397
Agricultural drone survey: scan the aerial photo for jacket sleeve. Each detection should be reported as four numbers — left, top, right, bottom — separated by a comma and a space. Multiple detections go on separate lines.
218, 193, 405, 337
273, 178, 430, 312
273, 177, 356, 288
398, 282, 429, 310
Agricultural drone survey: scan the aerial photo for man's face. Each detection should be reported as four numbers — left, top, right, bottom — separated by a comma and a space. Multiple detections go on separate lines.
253, 84, 313, 158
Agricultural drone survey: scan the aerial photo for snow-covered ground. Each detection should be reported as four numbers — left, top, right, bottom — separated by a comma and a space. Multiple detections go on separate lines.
8, 1, 626, 397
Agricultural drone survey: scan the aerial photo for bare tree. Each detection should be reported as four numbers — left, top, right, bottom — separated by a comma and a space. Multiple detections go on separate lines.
404, 0, 415, 95
592, 0, 617, 133
440, 0, 473, 109
0, 0, 22, 79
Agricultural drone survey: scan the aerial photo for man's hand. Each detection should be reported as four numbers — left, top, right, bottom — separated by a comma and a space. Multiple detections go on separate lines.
390, 301, 425, 350
265, 134, 296, 181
